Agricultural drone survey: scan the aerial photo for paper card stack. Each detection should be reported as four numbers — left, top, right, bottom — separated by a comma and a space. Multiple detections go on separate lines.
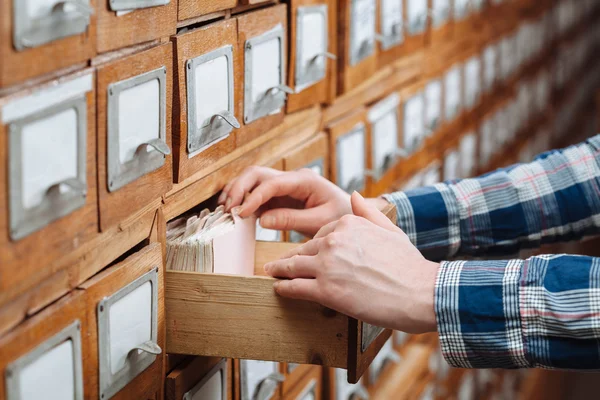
166, 206, 257, 275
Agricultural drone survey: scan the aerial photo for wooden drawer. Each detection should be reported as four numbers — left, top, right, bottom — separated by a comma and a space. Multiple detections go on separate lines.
0, 291, 87, 400
79, 242, 165, 400
338, 0, 378, 94
364, 338, 401, 393
96, 43, 173, 232
429, 0, 454, 46
235, 360, 283, 400
165, 205, 396, 384
402, 0, 429, 54
398, 82, 427, 157
172, 19, 241, 183
287, 0, 337, 112
365, 92, 402, 196
442, 62, 464, 127
327, 368, 369, 400
283, 366, 322, 400
178, 0, 236, 22
0, 0, 96, 88
96, 0, 177, 54
166, 357, 233, 400
282, 364, 318, 396
0, 69, 98, 297
236, 4, 289, 147
326, 108, 368, 195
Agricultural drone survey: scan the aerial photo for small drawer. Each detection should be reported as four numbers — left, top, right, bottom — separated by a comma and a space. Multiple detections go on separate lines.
166, 357, 232, 400
96, 43, 173, 231
96, 0, 177, 53
402, 0, 428, 52
399, 85, 426, 156
338, 0, 378, 93
237, 360, 282, 400
165, 237, 395, 384
429, 0, 454, 45
236, 4, 289, 146
282, 364, 317, 396
79, 243, 165, 400
365, 92, 402, 195
326, 108, 368, 195
0, 292, 87, 400
463, 55, 482, 112
443, 63, 463, 123
424, 77, 444, 136
282, 133, 329, 243
178, 0, 236, 22
482, 41, 499, 95
172, 19, 241, 183
283, 367, 322, 400
0, 0, 96, 88
458, 131, 478, 178
364, 338, 401, 390
0, 70, 98, 293
287, 0, 337, 113
375, 0, 406, 67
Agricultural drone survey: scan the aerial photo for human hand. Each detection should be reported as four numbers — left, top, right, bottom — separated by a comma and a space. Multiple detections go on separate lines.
263, 192, 438, 334
218, 166, 353, 237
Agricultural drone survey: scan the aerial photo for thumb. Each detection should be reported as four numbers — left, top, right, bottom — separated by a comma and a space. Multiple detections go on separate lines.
350, 191, 399, 232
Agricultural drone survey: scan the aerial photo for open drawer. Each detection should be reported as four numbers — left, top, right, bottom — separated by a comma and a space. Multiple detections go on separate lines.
166, 205, 397, 384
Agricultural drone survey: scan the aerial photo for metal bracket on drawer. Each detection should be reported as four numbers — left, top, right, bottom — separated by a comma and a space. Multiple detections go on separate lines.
295, 5, 331, 88
255, 373, 284, 400
361, 323, 385, 352
13, 0, 92, 50
183, 359, 228, 400
109, 0, 170, 11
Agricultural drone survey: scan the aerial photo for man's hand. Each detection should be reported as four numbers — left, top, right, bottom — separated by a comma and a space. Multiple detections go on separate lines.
263, 192, 438, 334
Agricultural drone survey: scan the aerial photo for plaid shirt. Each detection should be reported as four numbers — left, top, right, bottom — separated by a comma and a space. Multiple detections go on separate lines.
383, 134, 600, 370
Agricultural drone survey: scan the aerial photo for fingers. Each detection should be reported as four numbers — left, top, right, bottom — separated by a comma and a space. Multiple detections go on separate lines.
279, 238, 322, 259
219, 167, 281, 212
273, 279, 320, 302
313, 220, 338, 239
350, 191, 399, 232
259, 205, 332, 233
264, 255, 319, 279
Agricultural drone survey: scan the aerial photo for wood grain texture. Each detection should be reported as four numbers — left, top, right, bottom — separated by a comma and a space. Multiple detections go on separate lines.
347, 320, 392, 384
179, 0, 236, 21
286, 0, 336, 113
326, 107, 368, 196
164, 106, 321, 220
282, 132, 329, 177
281, 364, 319, 396
337, 0, 378, 94
79, 242, 165, 400
283, 366, 322, 400
96, 43, 173, 232
0, 291, 88, 400
96, 0, 177, 53
0, 69, 99, 308
235, 4, 287, 147
172, 19, 240, 183
0, 0, 96, 88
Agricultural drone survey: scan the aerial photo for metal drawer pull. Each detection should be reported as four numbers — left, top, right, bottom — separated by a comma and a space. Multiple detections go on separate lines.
350, 385, 369, 400
136, 139, 171, 156
255, 372, 284, 400
310, 52, 337, 63
265, 85, 295, 96
130, 340, 162, 356
208, 110, 241, 129
54, 0, 94, 15
46, 178, 86, 199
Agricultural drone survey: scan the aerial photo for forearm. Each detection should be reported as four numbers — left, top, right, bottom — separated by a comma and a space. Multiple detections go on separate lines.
436, 254, 600, 370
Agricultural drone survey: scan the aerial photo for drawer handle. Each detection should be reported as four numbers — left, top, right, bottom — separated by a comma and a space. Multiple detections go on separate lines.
345, 177, 365, 193
255, 372, 284, 400
265, 85, 295, 96
375, 22, 402, 42
364, 148, 409, 179
209, 110, 241, 129
356, 40, 373, 60
349, 385, 369, 400
130, 340, 162, 356
135, 139, 171, 157
310, 52, 337, 63
53, 0, 94, 16
46, 178, 86, 199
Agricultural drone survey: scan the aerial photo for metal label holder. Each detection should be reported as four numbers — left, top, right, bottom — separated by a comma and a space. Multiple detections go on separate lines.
97, 268, 161, 400
335, 123, 366, 194
5, 320, 84, 400
361, 323, 384, 353
368, 102, 400, 181
240, 360, 284, 400
13, 0, 93, 51
8, 96, 87, 241
244, 25, 289, 124
407, 4, 427, 36
403, 94, 425, 154
109, 0, 170, 11
186, 45, 238, 155
107, 67, 169, 192
295, 5, 332, 89
182, 359, 228, 400
349, 0, 375, 66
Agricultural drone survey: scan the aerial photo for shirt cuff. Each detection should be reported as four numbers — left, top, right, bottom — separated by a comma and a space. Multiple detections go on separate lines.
435, 259, 530, 369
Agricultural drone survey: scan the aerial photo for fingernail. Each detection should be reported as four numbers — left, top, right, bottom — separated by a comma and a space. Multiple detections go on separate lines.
225, 198, 231, 211
264, 263, 271, 272
262, 216, 275, 228
273, 281, 280, 290
218, 192, 227, 204
232, 206, 243, 217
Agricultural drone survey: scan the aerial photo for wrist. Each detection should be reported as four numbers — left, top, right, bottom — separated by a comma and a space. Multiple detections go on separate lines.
416, 260, 439, 333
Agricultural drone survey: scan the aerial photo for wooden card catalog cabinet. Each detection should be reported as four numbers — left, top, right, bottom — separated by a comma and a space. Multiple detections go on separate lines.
482, 42, 499, 96
282, 364, 318, 396
424, 78, 443, 135
0, 292, 86, 400
458, 132, 477, 178
404, 0, 428, 52
443, 64, 463, 123
178, 0, 235, 22
400, 88, 425, 156
166, 357, 231, 400
0, 0, 96, 88
365, 338, 401, 391
463, 55, 482, 112
430, 0, 453, 44
238, 360, 283, 400
288, 0, 337, 113
96, 0, 177, 53
97, 43, 173, 231
376, 0, 405, 67
237, 5, 288, 146
331, 369, 368, 400
165, 207, 396, 384
286, 367, 322, 400
443, 148, 460, 181
338, 0, 378, 93
0, 70, 97, 291
79, 243, 164, 400
327, 109, 368, 195
172, 19, 240, 183
366, 93, 402, 195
